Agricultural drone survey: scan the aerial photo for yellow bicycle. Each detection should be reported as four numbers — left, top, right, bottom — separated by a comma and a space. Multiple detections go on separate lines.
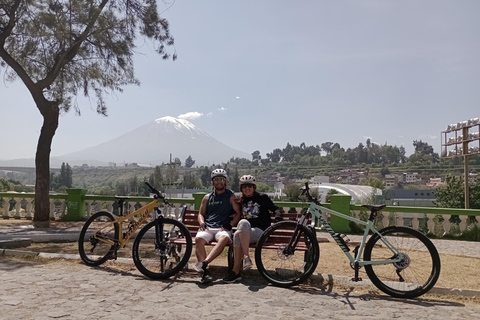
78, 182, 192, 279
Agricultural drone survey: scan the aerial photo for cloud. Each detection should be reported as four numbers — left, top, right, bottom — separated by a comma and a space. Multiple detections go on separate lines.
218, 107, 227, 112
178, 112, 203, 121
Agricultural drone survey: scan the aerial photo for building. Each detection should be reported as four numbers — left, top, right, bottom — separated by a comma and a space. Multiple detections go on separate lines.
403, 172, 421, 184
426, 177, 443, 188
307, 183, 382, 204
383, 189, 436, 207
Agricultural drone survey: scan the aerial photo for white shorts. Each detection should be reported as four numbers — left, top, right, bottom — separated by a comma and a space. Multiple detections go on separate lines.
195, 227, 232, 244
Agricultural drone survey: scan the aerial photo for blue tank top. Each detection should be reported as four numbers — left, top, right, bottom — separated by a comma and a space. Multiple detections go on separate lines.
205, 189, 234, 228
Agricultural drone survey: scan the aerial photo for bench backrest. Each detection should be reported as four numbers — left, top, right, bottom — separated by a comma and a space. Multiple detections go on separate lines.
181, 208, 312, 245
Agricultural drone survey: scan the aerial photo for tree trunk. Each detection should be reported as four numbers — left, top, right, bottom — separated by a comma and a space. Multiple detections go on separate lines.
33, 101, 59, 227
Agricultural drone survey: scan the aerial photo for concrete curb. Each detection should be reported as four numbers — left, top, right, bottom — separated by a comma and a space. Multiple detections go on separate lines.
1, 248, 478, 298
0, 238, 32, 249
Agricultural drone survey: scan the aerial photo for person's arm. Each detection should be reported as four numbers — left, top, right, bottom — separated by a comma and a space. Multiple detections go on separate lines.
221, 195, 242, 230
230, 195, 242, 227
265, 195, 283, 222
197, 194, 209, 231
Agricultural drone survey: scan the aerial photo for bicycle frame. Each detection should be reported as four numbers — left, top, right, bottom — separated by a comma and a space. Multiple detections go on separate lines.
93, 199, 163, 248
299, 202, 404, 267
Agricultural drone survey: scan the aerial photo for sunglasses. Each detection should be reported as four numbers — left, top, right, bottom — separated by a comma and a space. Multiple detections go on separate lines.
213, 177, 226, 183
241, 184, 254, 189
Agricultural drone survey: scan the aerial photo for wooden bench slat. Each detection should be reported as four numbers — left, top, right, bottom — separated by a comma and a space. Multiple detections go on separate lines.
176, 207, 311, 252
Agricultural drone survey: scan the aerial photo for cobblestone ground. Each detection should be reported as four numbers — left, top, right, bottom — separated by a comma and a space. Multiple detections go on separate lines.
1, 257, 479, 320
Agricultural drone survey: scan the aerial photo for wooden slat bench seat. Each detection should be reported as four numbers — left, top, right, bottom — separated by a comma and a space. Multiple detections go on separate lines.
175, 207, 313, 269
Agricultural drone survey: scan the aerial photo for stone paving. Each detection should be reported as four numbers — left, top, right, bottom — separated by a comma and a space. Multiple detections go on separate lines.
1, 220, 480, 319
1, 258, 479, 320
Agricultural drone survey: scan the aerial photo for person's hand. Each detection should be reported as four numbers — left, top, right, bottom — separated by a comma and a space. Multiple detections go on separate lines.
199, 223, 207, 231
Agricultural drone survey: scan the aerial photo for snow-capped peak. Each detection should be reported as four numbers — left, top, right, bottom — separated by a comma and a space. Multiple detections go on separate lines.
155, 116, 206, 135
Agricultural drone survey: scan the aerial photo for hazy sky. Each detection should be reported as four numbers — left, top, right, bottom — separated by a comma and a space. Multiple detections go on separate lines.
1, 0, 479, 161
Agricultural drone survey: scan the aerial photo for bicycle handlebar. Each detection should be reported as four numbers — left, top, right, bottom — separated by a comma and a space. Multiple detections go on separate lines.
301, 182, 322, 206
144, 182, 165, 201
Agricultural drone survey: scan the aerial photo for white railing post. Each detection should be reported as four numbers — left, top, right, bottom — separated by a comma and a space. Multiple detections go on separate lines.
411, 213, 420, 230
14, 197, 22, 219
459, 215, 469, 232
25, 199, 34, 220
396, 212, 404, 227
442, 214, 452, 235
49, 199, 56, 220
426, 214, 435, 234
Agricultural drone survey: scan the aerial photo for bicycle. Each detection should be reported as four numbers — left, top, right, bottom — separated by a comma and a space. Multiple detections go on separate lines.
78, 182, 192, 279
254, 182, 441, 299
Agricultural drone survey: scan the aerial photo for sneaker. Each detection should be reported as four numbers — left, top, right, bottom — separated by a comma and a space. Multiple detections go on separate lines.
243, 256, 253, 270
201, 270, 213, 284
195, 261, 205, 273
223, 271, 242, 283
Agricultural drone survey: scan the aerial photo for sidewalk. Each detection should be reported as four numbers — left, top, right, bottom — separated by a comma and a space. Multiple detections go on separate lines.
1, 220, 480, 299
2, 221, 480, 258
2, 259, 479, 320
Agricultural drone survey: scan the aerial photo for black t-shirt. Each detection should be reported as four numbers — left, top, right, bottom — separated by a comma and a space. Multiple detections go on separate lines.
240, 193, 279, 231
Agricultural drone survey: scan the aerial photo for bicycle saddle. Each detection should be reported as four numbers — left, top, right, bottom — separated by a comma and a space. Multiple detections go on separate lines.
361, 204, 386, 212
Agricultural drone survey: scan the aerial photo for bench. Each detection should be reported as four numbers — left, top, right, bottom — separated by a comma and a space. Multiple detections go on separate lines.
178, 207, 312, 270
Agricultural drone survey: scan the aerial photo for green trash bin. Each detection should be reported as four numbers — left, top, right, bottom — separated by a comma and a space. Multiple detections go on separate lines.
65, 188, 87, 221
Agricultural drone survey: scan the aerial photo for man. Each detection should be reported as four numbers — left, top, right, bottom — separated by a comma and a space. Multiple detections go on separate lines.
195, 168, 241, 283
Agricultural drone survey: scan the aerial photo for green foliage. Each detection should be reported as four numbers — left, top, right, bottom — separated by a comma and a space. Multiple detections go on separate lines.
185, 156, 195, 168
325, 189, 339, 203
434, 175, 465, 208
0, 178, 13, 191
0, 178, 33, 192
50, 162, 73, 191
230, 168, 240, 192
283, 183, 302, 202
359, 176, 384, 190
256, 182, 274, 193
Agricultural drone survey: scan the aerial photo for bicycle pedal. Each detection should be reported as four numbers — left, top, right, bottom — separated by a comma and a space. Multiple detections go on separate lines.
351, 277, 362, 282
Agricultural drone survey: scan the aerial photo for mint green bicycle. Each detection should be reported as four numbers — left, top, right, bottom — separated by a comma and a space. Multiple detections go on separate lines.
255, 182, 441, 299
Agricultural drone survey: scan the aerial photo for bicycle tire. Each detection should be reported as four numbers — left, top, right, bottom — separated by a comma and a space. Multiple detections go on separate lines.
132, 218, 192, 279
78, 211, 119, 266
364, 226, 441, 299
255, 221, 319, 287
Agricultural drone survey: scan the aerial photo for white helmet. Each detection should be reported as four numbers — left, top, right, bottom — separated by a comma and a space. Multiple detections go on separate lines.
239, 175, 256, 186
211, 168, 227, 180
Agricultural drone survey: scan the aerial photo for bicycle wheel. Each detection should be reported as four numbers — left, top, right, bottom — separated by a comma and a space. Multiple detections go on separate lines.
364, 226, 441, 299
78, 211, 119, 266
255, 221, 319, 287
132, 218, 192, 279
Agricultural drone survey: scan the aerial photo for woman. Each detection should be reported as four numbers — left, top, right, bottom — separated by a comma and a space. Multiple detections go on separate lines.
223, 175, 282, 283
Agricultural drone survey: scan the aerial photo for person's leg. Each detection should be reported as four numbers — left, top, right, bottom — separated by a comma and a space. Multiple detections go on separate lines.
232, 245, 243, 274
195, 237, 208, 262
205, 235, 230, 262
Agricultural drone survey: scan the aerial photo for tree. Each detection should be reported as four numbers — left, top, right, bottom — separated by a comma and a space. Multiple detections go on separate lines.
251, 150, 261, 161
359, 177, 384, 190
434, 175, 466, 209
185, 155, 195, 168
231, 168, 239, 192
182, 172, 198, 189
0, 1, 175, 224
59, 162, 72, 188
151, 165, 164, 190
283, 183, 302, 202
410, 140, 440, 164
266, 148, 283, 163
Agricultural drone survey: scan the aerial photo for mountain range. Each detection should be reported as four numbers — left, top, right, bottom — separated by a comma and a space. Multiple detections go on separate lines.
0, 117, 251, 167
